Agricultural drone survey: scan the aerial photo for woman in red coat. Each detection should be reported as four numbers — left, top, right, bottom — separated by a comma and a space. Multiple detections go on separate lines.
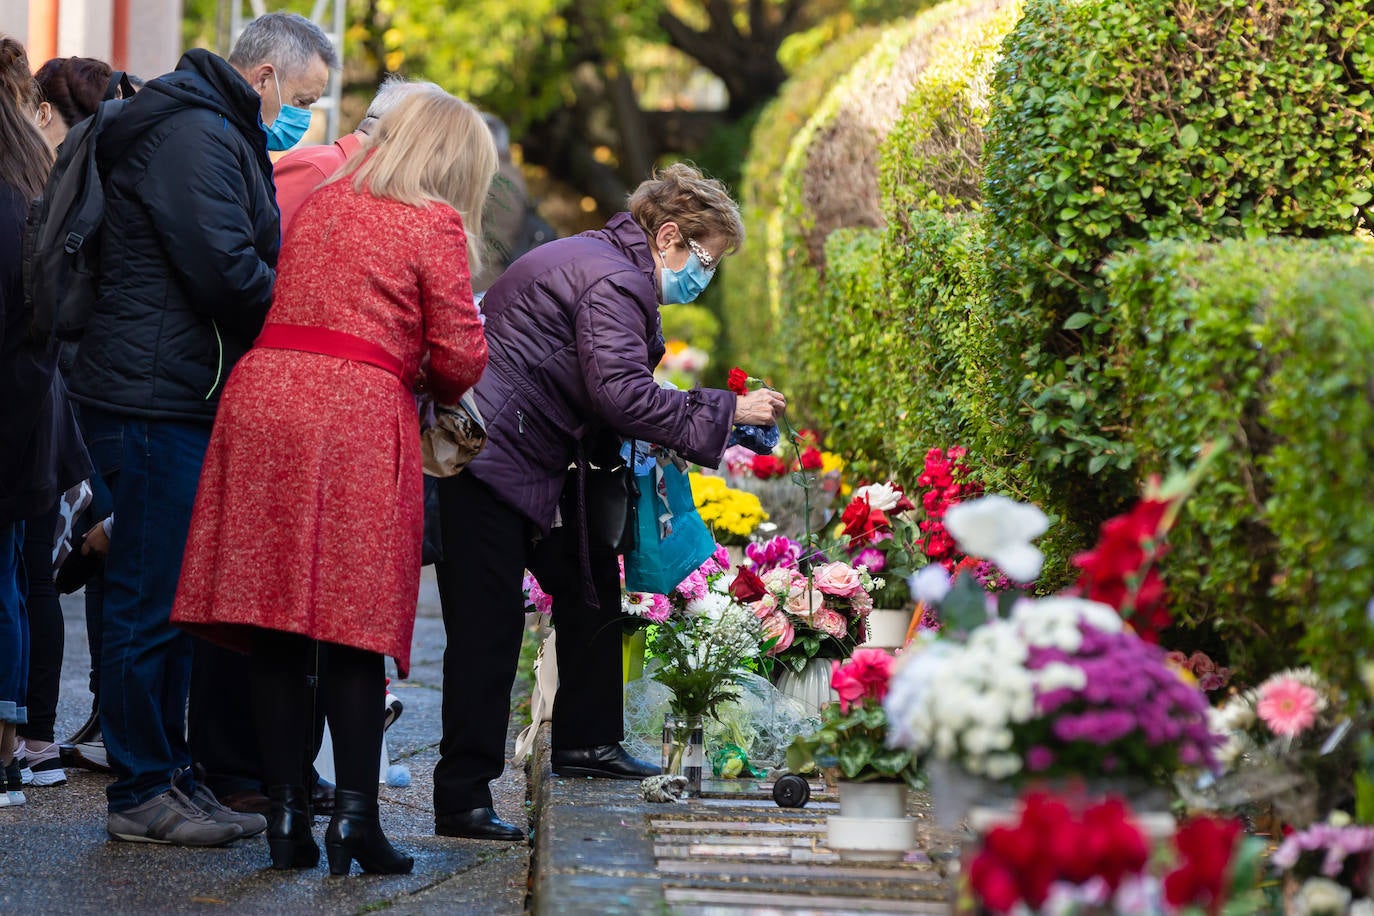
171, 89, 494, 875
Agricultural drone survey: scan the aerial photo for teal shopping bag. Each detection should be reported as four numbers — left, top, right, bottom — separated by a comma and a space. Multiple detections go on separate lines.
623, 461, 716, 595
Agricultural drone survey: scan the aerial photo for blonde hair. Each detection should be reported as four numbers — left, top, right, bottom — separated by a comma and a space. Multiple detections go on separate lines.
330, 89, 498, 273
628, 162, 744, 255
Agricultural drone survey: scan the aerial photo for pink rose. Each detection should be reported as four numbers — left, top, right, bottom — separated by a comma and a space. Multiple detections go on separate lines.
761, 611, 795, 655
675, 570, 708, 602
811, 607, 848, 639
785, 584, 820, 618
750, 593, 778, 618
830, 648, 894, 711
813, 562, 863, 598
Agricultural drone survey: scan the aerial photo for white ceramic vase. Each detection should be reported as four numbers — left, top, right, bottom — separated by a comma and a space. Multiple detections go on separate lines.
775, 656, 838, 717
826, 782, 916, 862
861, 608, 913, 650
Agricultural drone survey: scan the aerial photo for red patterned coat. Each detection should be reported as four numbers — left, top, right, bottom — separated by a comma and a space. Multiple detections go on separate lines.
171, 181, 486, 675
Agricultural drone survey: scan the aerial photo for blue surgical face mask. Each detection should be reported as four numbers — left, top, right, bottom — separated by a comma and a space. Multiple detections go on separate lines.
659, 248, 715, 304
263, 68, 312, 152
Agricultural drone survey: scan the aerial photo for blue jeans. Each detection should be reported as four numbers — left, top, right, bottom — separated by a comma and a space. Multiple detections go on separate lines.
0, 523, 28, 724
83, 408, 210, 812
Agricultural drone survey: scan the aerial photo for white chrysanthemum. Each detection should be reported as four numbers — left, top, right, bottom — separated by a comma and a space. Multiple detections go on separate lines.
1295, 878, 1351, 916
1036, 661, 1088, 693
685, 592, 731, 620
908, 564, 952, 605
943, 495, 1049, 582
1348, 899, 1374, 916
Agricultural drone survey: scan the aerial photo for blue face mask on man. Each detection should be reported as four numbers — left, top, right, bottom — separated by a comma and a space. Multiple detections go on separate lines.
263, 68, 312, 152
659, 239, 716, 304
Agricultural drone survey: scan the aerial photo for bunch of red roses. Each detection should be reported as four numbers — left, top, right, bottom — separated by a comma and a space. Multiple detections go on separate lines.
970, 792, 1150, 912
914, 446, 981, 569
1072, 497, 1175, 643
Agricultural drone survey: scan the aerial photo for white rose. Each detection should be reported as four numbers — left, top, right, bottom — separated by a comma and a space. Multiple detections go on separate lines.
853, 481, 904, 512
1347, 899, 1374, 916
1295, 878, 1352, 916
942, 495, 1049, 582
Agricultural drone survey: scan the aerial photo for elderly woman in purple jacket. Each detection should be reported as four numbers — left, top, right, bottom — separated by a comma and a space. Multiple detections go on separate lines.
431, 163, 786, 840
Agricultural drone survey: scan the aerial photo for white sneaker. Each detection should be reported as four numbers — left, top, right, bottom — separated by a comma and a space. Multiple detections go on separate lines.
0, 789, 26, 807
24, 741, 67, 786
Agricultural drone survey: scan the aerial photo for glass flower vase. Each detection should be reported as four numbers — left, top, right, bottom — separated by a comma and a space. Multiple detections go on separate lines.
661, 714, 705, 798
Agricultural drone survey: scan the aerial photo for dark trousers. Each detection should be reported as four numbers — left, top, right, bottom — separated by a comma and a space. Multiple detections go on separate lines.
19, 505, 61, 742
84, 408, 206, 811
189, 639, 267, 797
250, 632, 381, 796
432, 471, 624, 814
76, 402, 120, 706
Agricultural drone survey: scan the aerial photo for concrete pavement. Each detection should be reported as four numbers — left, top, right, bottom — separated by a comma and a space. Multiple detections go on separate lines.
0, 570, 531, 915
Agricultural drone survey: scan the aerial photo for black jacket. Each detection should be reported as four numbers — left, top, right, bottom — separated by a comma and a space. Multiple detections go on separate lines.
69, 49, 279, 422
0, 184, 91, 526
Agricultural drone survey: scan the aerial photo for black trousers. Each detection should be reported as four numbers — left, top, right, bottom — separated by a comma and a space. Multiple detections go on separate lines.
432, 471, 624, 814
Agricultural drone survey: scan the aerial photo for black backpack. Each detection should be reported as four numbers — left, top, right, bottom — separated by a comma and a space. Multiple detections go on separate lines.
23, 72, 134, 341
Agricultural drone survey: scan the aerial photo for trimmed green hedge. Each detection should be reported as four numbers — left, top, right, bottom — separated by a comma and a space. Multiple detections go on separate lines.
722, 26, 883, 380
772, 0, 1018, 407
979, 0, 1374, 557
1107, 237, 1374, 689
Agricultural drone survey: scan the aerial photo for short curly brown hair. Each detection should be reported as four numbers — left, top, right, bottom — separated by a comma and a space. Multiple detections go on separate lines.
628, 162, 744, 255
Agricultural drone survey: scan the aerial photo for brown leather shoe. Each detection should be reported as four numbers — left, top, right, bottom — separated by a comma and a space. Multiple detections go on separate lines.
218, 789, 272, 816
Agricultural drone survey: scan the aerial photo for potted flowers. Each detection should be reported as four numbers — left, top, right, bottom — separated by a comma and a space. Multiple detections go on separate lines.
646, 548, 761, 797
786, 649, 922, 861
963, 789, 1265, 914
732, 557, 881, 714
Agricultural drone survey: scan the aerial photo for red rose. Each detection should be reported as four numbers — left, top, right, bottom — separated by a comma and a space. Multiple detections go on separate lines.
751, 454, 787, 479
969, 856, 1022, 914
1165, 816, 1242, 912
728, 566, 768, 603
840, 496, 889, 549
799, 446, 823, 470
727, 367, 750, 396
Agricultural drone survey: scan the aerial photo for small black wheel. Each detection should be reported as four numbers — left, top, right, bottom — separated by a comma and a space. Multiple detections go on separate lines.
772, 774, 811, 808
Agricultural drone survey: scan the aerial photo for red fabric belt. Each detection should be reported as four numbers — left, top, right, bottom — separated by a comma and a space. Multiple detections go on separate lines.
254, 323, 403, 379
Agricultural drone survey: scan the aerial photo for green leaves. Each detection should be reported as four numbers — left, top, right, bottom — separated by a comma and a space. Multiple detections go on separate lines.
786, 697, 921, 785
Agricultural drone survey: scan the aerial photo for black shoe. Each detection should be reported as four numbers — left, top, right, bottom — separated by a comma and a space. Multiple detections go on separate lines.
311, 776, 336, 818
434, 807, 525, 842
551, 744, 661, 780
325, 789, 413, 876
266, 785, 319, 870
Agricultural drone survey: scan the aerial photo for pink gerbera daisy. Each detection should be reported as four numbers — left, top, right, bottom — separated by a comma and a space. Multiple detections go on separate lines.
1255, 678, 1321, 737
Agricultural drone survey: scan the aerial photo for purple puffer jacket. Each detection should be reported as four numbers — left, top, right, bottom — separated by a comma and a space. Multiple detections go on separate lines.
467, 211, 736, 531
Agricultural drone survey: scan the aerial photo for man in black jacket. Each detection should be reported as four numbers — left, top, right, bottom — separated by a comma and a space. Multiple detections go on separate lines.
67, 12, 335, 847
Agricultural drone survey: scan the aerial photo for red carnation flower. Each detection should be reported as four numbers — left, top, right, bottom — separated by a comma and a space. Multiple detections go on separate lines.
799, 446, 824, 470
727, 367, 750, 396
751, 454, 787, 479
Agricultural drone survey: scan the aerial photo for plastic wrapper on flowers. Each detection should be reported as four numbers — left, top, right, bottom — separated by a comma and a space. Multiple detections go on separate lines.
622, 671, 818, 770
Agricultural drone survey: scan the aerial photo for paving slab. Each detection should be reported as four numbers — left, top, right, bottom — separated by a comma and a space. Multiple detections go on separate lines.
529, 724, 962, 916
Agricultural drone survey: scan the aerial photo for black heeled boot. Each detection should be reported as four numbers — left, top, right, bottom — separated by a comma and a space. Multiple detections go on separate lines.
267, 785, 319, 869
325, 789, 413, 876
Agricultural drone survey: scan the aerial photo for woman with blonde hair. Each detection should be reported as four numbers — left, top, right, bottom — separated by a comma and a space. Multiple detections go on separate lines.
171, 88, 494, 875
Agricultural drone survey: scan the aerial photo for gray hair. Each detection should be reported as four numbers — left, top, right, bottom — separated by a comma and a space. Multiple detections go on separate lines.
364, 75, 443, 120
229, 12, 339, 75
481, 112, 510, 159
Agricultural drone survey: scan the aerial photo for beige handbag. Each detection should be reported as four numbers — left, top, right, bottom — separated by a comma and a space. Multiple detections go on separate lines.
420, 390, 487, 476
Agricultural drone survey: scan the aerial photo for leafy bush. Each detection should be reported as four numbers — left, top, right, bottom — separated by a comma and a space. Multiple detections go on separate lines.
878, 0, 1022, 218
1107, 237, 1374, 691
722, 26, 883, 378
773, 0, 1018, 407
980, 0, 1374, 545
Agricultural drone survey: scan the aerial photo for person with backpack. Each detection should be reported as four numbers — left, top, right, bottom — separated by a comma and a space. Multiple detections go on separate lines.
12, 54, 119, 792
0, 34, 92, 809
58, 12, 336, 847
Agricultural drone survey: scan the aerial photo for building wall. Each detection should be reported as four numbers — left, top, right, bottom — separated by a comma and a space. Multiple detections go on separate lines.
0, 0, 182, 79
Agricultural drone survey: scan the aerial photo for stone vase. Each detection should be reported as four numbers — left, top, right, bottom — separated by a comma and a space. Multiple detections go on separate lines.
861, 608, 914, 650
